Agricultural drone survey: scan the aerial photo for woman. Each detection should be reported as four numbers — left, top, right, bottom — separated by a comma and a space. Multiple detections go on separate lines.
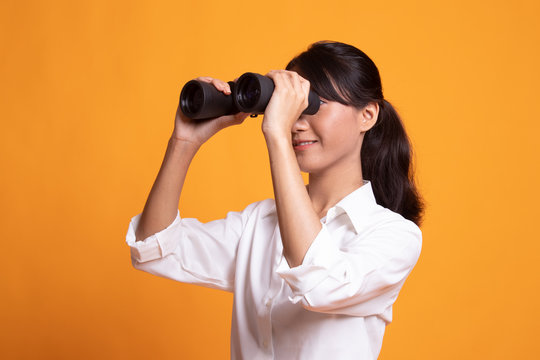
125, 40, 425, 359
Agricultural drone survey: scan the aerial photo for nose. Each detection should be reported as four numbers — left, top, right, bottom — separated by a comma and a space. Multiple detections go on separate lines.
292, 115, 310, 133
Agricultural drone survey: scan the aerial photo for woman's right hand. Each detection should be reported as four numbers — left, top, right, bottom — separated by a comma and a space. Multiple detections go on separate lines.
172, 76, 250, 147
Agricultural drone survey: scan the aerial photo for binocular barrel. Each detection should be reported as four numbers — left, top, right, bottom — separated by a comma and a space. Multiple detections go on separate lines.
179, 72, 320, 120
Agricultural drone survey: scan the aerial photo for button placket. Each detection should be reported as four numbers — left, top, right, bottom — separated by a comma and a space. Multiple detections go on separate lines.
260, 221, 283, 355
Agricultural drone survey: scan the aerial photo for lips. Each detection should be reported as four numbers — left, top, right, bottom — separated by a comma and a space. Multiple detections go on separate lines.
292, 139, 318, 146
292, 139, 318, 151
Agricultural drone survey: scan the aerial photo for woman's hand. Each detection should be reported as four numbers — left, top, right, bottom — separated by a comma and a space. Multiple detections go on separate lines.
173, 76, 250, 147
259, 70, 322, 268
261, 70, 311, 141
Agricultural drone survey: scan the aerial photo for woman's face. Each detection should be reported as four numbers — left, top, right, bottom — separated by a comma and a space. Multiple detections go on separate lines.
291, 98, 378, 175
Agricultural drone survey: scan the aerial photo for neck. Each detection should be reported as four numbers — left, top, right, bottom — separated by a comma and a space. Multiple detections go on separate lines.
307, 160, 365, 218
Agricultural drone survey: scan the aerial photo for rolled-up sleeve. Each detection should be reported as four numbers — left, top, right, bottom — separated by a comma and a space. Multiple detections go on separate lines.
126, 209, 182, 263
125, 205, 253, 292
276, 219, 422, 318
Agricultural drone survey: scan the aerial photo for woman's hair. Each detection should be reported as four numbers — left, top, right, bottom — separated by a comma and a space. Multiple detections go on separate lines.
286, 40, 425, 227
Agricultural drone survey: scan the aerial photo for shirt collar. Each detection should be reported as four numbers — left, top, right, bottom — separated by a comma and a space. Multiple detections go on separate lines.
263, 180, 378, 234
332, 179, 377, 234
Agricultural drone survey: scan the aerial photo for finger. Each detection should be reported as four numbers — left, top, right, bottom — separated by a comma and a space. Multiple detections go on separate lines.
215, 112, 249, 129
217, 80, 231, 95
268, 70, 291, 93
289, 71, 310, 94
277, 72, 292, 95
266, 70, 287, 81
209, 78, 230, 94
224, 81, 232, 94
284, 69, 298, 76
284, 69, 305, 82
210, 78, 225, 91
291, 74, 311, 111
196, 76, 213, 83
286, 72, 306, 103
265, 70, 277, 80
194, 77, 230, 94
289, 72, 303, 93
286, 69, 310, 90
300, 80, 310, 108
299, 76, 311, 98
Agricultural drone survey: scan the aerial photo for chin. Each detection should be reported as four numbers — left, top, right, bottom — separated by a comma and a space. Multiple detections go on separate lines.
297, 162, 320, 174
295, 154, 327, 174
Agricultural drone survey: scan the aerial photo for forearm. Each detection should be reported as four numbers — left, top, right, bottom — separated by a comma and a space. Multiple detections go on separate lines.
265, 135, 322, 267
135, 136, 199, 242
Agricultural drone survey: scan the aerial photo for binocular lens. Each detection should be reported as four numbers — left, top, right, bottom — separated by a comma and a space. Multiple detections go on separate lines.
179, 80, 237, 119
182, 82, 204, 115
236, 76, 260, 110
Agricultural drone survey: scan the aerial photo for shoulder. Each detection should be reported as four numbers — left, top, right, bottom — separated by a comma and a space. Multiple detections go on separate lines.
373, 203, 420, 230
366, 203, 423, 248
235, 198, 276, 220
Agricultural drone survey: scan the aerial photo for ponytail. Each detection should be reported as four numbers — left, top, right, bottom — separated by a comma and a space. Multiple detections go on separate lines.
362, 99, 425, 226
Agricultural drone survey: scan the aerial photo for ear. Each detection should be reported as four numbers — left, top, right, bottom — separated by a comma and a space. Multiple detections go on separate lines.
358, 101, 379, 133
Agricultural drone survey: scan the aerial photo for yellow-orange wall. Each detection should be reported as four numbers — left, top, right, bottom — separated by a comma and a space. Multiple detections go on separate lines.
2, 0, 539, 358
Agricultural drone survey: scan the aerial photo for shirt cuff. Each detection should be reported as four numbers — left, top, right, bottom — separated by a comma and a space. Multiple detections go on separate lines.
125, 209, 181, 263
275, 224, 349, 304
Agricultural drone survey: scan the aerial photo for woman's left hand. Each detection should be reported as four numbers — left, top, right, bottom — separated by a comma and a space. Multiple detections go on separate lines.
261, 70, 311, 140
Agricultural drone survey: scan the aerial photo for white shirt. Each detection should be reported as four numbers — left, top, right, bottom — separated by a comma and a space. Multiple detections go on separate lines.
125, 180, 422, 359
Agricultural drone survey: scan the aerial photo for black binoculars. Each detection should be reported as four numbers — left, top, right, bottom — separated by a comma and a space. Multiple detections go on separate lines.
179, 72, 320, 120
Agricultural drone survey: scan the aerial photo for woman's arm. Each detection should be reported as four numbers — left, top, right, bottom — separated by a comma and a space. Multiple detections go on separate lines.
127, 200, 258, 292
262, 70, 322, 267
135, 77, 249, 242
275, 219, 422, 319
263, 135, 322, 267
134, 136, 198, 242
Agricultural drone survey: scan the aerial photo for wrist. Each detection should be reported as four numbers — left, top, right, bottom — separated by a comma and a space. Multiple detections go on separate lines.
263, 127, 290, 144
264, 133, 291, 150
168, 135, 201, 154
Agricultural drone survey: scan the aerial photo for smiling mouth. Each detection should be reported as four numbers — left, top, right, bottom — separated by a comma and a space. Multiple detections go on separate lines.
293, 140, 318, 146
292, 140, 318, 151
296, 141, 316, 146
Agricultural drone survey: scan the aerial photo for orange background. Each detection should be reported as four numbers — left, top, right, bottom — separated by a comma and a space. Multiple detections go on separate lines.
2, 0, 539, 359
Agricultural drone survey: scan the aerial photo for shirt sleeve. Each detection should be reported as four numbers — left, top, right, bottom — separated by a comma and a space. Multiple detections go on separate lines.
275, 218, 422, 319
125, 204, 255, 292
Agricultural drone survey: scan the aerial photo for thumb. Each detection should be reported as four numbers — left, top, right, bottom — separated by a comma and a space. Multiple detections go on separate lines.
213, 112, 249, 130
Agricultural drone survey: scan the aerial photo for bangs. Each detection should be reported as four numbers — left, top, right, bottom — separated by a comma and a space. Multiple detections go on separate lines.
285, 46, 355, 106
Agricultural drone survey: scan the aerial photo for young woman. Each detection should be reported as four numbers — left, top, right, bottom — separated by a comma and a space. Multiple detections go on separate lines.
125, 40, 424, 359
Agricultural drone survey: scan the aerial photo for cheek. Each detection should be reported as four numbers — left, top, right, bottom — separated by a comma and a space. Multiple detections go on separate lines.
321, 115, 360, 149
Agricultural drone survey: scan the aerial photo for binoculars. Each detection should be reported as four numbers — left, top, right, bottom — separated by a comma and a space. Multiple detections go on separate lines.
179, 72, 320, 120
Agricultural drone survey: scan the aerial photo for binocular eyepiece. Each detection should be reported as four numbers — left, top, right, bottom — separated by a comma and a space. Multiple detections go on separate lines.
179, 72, 320, 120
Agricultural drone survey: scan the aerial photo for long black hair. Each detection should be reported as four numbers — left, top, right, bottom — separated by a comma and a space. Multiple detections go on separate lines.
286, 40, 425, 227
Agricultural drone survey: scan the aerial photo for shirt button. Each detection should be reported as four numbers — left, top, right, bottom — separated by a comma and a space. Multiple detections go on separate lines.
265, 299, 272, 308
263, 340, 269, 349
